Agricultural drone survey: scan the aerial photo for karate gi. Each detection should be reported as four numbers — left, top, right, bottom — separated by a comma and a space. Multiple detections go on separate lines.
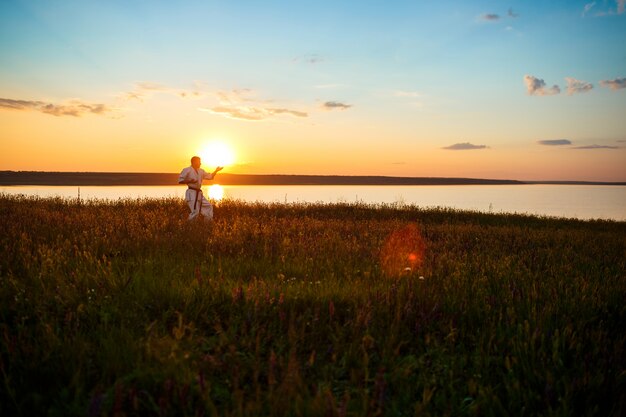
178, 166, 215, 220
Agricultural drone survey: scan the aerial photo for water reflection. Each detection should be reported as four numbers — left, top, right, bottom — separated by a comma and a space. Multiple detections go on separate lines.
1, 184, 624, 221
208, 184, 224, 201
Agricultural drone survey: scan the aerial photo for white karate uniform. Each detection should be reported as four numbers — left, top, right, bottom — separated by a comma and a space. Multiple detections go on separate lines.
178, 166, 215, 220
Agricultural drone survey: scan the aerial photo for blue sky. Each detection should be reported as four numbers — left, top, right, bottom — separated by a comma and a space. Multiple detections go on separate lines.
1, 0, 625, 180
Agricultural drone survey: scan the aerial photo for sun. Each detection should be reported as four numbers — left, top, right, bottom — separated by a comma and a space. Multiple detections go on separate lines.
199, 141, 235, 167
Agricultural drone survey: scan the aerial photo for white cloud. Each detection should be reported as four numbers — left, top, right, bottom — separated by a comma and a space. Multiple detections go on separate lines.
587, 0, 625, 16
524, 75, 561, 96
565, 78, 593, 95
394, 91, 423, 98
582, 2, 596, 16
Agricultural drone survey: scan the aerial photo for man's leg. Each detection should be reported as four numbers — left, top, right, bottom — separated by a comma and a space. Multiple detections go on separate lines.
187, 196, 200, 220
200, 196, 213, 221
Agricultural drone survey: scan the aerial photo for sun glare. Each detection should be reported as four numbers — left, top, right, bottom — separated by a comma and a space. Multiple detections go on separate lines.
208, 184, 225, 201
199, 141, 235, 167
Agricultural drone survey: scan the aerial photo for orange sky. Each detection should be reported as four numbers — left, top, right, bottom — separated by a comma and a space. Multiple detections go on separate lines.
1, 1, 625, 182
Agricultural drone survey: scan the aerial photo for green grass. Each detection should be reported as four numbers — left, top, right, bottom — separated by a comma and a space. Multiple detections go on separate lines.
0, 194, 624, 416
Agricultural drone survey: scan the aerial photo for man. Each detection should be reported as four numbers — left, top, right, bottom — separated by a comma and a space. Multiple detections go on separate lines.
178, 156, 223, 221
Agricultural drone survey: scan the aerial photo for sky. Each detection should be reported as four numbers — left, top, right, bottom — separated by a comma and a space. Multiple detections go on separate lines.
0, 0, 625, 181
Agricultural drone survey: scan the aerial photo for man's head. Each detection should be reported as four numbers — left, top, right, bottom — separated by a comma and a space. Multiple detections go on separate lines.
191, 156, 201, 169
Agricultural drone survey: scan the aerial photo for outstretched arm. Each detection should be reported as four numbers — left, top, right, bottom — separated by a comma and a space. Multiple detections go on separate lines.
211, 166, 224, 178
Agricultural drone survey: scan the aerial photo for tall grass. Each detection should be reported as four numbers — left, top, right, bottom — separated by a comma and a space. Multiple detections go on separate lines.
0, 194, 624, 416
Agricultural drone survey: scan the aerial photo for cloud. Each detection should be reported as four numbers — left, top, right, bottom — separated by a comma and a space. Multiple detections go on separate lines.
122, 82, 203, 102
538, 139, 572, 146
215, 89, 255, 105
599, 77, 626, 91
394, 91, 423, 98
293, 54, 324, 64
322, 101, 352, 110
314, 84, 345, 90
194, 87, 310, 121
565, 77, 593, 95
572, 144, 620, 149
0, 97, 112, 117
442, 142, 488, 150
582, 2, 596, 16
586, 0, 625, 16
524, 75, 561, 96
480, 9, 519, 21
481, 13, 501, 21
201, 105, 307, 121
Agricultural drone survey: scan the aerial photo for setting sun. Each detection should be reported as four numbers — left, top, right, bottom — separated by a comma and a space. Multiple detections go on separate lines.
199, 141, 235, 168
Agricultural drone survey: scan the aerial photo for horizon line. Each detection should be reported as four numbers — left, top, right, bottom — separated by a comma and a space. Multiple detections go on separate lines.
1, 171, 624, 186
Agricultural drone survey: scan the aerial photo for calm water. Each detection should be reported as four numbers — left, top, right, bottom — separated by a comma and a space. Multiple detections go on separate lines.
2, 184, 625, 221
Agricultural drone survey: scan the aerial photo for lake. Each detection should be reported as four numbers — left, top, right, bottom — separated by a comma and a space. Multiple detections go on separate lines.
1, 184, 625, 221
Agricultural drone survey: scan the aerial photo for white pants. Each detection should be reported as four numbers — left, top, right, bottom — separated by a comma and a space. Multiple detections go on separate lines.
185, 189, 213, 221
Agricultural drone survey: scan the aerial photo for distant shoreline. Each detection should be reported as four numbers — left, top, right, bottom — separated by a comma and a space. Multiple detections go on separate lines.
1, 171, 624, 186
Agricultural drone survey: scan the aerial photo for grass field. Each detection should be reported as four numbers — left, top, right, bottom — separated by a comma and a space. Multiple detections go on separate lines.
0, 194, 624, 416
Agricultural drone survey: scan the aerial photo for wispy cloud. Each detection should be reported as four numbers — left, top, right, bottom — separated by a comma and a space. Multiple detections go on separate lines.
322, 101, 352, 110
215, 88, 256, 105
572, 144, 620, 149
0, 97, 112, 117
314, 83, 345, 90
122, 81, 203, 101
442, 142, 488, 150
585, 0, 625, 16
566, 77, 593, 95
293, 54, 325, 64
582, 2, 596, 16
394, 90, 423, 98
200, 105, 307, 121
481, 13, 501, 21
538, 139, 572, 146
599, 77, 626, 91
196, 87, 311, 121
480, 9, 518, 21
524, 75, 561, 96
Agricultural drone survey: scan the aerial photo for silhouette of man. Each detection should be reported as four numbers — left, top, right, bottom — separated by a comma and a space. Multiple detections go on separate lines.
178, 156, 223, 221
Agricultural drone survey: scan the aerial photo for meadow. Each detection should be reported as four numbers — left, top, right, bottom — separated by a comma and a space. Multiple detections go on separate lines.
0, 194, 624, 416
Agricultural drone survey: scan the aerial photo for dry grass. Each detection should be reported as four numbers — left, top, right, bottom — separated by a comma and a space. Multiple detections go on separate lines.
0, 195, 624, 416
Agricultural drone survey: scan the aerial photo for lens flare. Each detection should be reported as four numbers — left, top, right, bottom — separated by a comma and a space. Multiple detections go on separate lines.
380, 223, 426, 278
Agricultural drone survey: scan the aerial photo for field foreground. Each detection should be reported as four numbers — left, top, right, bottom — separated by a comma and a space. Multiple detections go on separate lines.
0, 195, 624, 416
